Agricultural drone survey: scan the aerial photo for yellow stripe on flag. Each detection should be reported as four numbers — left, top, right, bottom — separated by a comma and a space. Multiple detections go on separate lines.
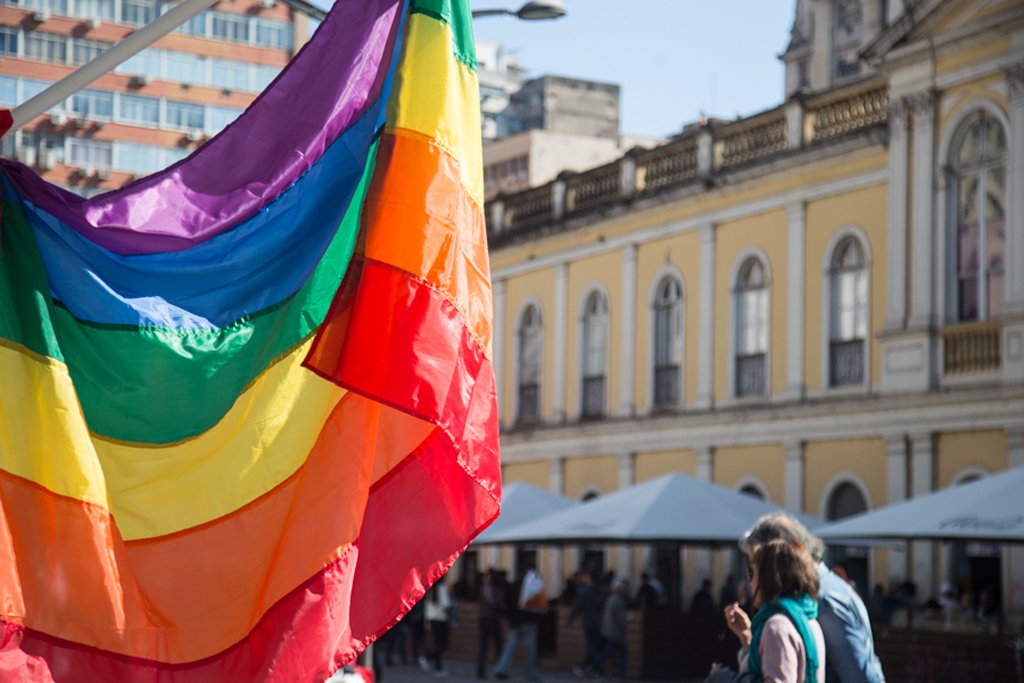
0, 340, 348, 540
387, 12, 483, 205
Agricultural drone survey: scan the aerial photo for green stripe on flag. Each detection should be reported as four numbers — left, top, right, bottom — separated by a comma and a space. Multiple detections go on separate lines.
0, 140, 377, 445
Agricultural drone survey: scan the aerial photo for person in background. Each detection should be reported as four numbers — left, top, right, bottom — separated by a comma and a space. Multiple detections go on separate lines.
477, 568, 506, 679
407, 597, 427, 670
494, 565, 547, 681
741, 513, 885, 683
570, 570, 607, 678
719, 575, 739, 612
636, 572, 666, 610
423, 580, 453, 678
593, 579, 629, 681
692, 579, 716, 616
712, 540, 825, 683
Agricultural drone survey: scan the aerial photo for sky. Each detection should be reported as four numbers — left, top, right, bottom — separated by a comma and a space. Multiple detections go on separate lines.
469, 0, 796, 138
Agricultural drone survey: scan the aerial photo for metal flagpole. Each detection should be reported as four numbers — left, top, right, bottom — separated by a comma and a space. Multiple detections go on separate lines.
6, 0, 220, 134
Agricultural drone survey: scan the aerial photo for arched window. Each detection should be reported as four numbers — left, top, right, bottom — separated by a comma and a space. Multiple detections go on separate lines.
653, 276, 683, 408
829, 236, 868, 386
825, 482, 869, 593
517, 305, 542, 424
950, 111, 1007, 322
739, 484, 765, 500
947, 473, 1001, 595
735, 257, 768, 397
833, 0, 864, 79
581, 291, 608, 419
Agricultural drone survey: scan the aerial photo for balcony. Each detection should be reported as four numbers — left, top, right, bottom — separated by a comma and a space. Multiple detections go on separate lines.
830, 339, 865, 387
581, 375, 606, 420
735, 353, 766, 398
653, 364, 680, 409
943, 322, 1000, 375
516, 383, 540, 425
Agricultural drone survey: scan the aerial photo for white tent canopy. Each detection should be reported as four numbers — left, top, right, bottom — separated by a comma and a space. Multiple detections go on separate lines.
817, 467, 1024, 542
475, 481, 579, 543
476, 472, 820, 546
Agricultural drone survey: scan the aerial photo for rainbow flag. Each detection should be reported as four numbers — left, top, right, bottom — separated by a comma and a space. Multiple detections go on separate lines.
0, 0, 499, 679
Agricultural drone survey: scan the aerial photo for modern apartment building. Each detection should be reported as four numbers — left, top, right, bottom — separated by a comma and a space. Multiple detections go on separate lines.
0, 0, 317, 195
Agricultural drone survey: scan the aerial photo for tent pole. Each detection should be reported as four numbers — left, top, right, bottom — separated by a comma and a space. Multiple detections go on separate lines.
7, 0, 219, 134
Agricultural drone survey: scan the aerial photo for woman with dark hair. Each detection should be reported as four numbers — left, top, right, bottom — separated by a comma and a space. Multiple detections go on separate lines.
709, 540, 825, 683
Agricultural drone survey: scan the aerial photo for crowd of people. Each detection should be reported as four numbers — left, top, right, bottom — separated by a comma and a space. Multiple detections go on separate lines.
378, 513, 890, 683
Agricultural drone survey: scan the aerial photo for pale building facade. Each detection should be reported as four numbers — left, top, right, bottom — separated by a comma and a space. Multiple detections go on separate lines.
482, 0, 1024, 617
483, 128, 662, 200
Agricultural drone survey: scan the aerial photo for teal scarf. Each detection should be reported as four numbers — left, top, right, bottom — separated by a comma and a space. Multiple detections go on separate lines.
748, 595, 819, 682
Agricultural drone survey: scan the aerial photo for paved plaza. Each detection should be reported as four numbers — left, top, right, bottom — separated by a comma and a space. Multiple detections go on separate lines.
374, 658, 703, 683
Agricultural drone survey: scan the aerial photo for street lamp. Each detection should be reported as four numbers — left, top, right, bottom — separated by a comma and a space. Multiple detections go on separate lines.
471, 0, 567, 21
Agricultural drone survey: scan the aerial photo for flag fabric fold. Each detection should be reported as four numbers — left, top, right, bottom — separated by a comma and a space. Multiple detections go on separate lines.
0, 0, 499, 679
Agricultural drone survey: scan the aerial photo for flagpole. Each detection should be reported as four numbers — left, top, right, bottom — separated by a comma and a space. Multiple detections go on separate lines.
6, 0, 220, 135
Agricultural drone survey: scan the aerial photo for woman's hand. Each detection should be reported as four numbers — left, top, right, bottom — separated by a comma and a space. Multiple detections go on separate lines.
723, 602, 752, 647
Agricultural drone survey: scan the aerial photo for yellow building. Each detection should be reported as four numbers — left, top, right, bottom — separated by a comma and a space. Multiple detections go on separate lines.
483, 0, 1024, 614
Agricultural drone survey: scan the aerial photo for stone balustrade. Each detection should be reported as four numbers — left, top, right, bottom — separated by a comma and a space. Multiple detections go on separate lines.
488, 78, 889, 243
943, 321, 1001, 374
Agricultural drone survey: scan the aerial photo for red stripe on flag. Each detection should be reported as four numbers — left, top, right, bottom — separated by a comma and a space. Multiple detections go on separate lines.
305, 257, 500, 498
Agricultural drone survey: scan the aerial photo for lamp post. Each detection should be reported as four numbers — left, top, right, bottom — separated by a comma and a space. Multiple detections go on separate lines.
471, 0, 567, 20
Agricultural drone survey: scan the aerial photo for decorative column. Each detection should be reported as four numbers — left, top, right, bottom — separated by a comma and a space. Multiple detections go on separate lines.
880, 94, 935, 393
885, 435, 909, 584
908, 90, 938, 330
785, 98, 805, 150
697, 128, 714, 178
694, 446, 714, 593
909, 432, 935, 599
785, 203, 806, 400
1003, 63, 1024, 384
552, 263, 568, 422
1005, 63, 1024, 312
619, 244, 638, 417
783, 440, 804, 512
1010, 428, 1024, 469
548, 457, 566, 589
1007, 427, 1024, 611
492, 278, 506, 427
809, 0, 833, 92
617, 452, 635, 583
695, 225, 716, 408
883, 98, 910, 332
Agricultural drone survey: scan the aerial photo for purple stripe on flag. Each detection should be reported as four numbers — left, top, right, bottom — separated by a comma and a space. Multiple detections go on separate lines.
0, 0, 402, 255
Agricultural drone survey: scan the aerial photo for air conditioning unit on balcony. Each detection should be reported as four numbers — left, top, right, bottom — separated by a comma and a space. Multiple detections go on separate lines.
50, 112, 68, 126
186, 129, 204, 143
129, 75, 150, 87
83, 165, 96, 178
85, 17, 102, 29
32, 10, 50, 22
95, 168, 110, 181
16, 147, 37, 167
38, 150, 56, 170
259, 0, 276, 8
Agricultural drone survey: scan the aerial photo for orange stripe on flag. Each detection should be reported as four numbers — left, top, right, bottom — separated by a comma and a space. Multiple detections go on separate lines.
365, 130, 492, 354
0, 394, 434, 663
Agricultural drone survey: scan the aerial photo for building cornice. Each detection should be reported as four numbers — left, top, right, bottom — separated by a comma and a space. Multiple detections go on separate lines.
498, 384, 1024, 461
490, 157, 888, 280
